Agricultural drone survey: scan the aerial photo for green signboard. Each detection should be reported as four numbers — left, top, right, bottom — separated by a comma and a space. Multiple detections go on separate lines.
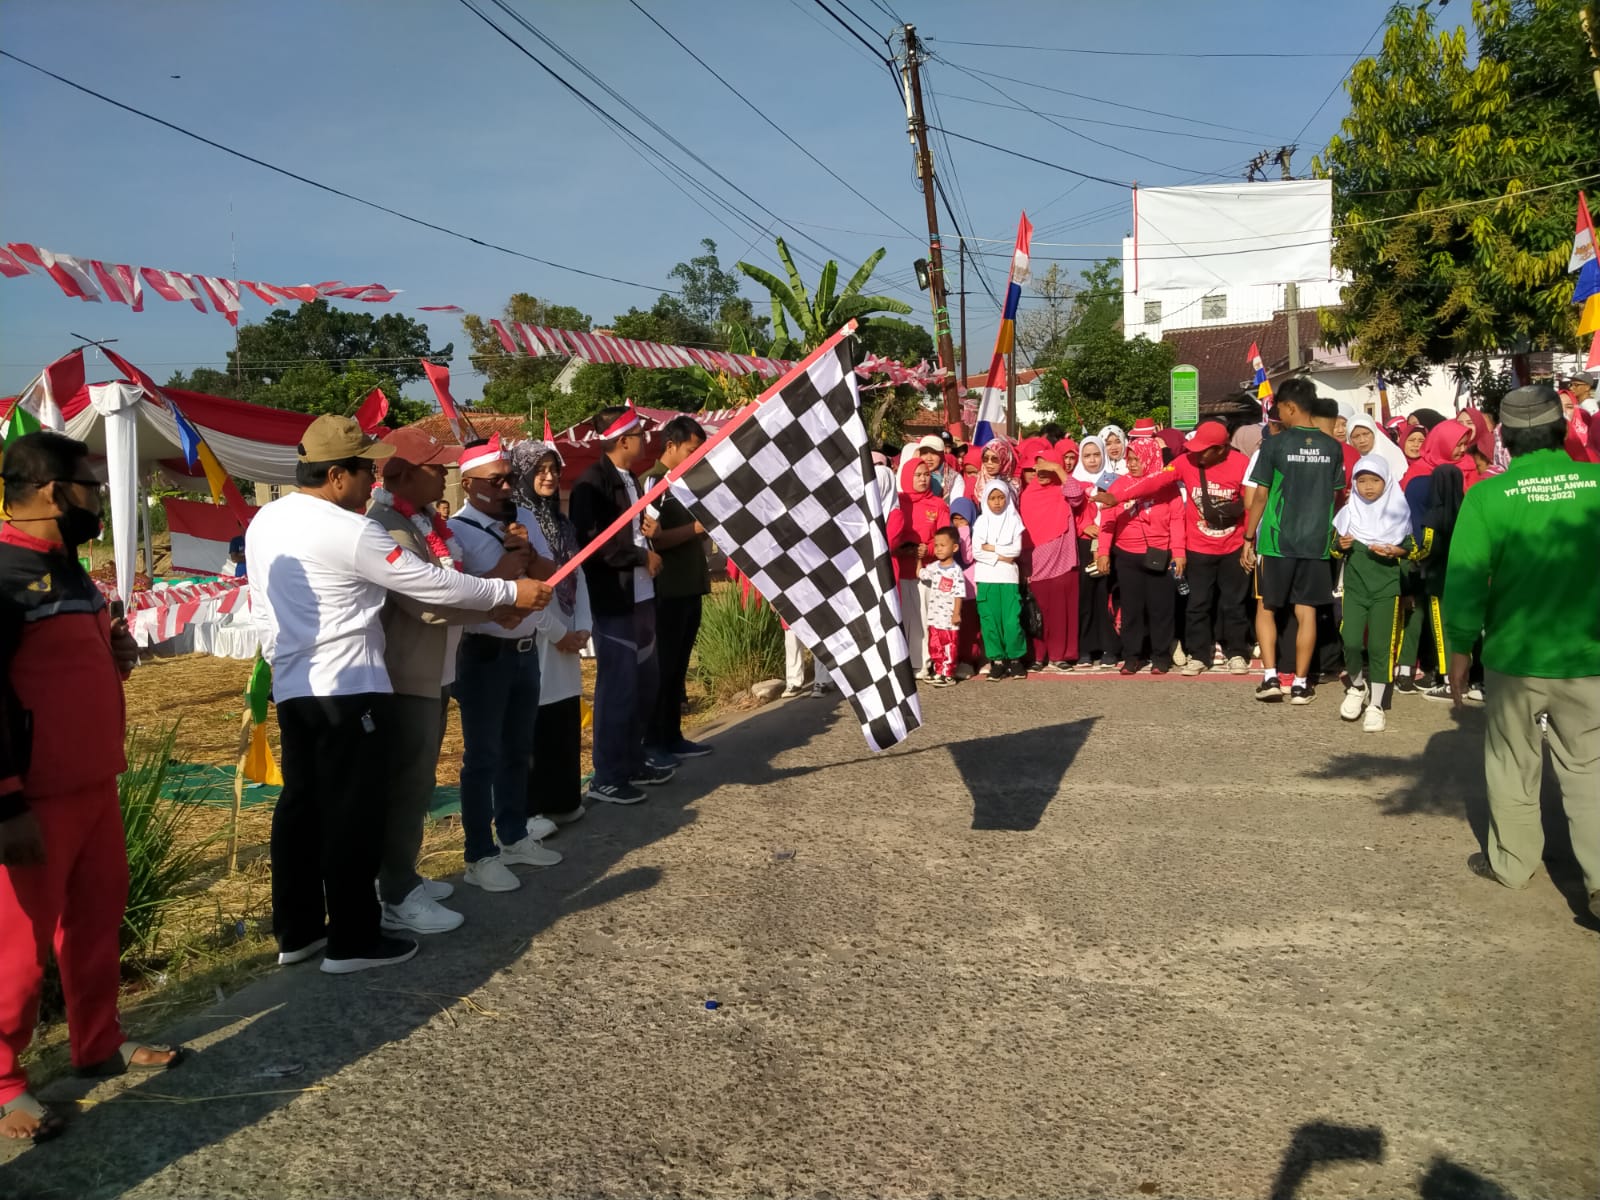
1169, 363, 1200, 430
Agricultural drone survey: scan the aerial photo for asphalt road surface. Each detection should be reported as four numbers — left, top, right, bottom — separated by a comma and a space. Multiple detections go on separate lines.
4, 674, 1595, 1200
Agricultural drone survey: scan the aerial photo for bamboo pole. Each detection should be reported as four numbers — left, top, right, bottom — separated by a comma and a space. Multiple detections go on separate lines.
228, 706, 251, 872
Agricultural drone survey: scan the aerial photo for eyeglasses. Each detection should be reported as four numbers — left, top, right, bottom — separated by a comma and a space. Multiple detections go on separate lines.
533, 464, 561, 478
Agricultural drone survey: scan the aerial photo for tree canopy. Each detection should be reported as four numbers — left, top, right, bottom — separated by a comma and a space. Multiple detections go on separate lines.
1033, 329, 1176, 433
1018, 258, 1122, 366
1315, 0, 1595, 386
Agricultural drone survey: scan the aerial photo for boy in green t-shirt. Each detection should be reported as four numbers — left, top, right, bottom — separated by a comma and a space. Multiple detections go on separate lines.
1241, 380, 1347, 706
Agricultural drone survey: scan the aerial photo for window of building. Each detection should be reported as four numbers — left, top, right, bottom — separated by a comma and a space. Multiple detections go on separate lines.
1201, 295, 1228, 320
1143, 300, 1163, 324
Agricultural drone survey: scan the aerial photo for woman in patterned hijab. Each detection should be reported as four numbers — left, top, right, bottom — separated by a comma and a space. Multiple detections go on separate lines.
511, 439, 577, 617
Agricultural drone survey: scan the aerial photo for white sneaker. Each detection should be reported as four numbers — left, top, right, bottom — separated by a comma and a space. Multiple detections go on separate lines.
1466, 682, 1485, 703
1339, 684, 1368, 721
1227, 656, 1250, 675
1171, 641, 1188, 667
420, 877, 453, 901
525, 815, 558, 841
381, 885, 465, 934
542, 805, 586, 826
1180, 659, 1205, 677
464, 856, 521, 892
1362, 703, 1387, 733
499, 835, 562, 868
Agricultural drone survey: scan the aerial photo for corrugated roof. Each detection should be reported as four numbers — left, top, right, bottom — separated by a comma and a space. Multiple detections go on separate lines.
1160, 310, 1345, 409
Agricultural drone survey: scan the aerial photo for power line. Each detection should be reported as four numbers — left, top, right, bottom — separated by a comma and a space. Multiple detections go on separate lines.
934, 57, 1287, 140
932, 39, 1367, 59
926, 126, 1134, 188
0, 48, 679, 295
1292, 10, 1390, 148
937, 89, 1275, 147
626, 0, 920, 240
809, 0, 896, 69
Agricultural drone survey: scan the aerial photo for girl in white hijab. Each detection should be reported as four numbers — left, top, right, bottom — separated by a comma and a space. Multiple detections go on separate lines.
1097, 425, 1129, 475
1346, 413, 1409, 481
1073, 435, 1109, 485
1332, 452, 1416, 732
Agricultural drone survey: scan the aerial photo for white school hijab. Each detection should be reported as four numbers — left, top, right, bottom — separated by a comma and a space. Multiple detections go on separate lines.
972, 479, 1024, 550
1333, 453, 1413, 546
1072, 435, 1108, 485
1347, 413, 1410, 480
1096, 424, 1129, 475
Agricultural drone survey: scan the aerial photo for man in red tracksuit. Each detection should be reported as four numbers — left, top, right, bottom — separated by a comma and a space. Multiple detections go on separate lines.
0, 432, 182, 1142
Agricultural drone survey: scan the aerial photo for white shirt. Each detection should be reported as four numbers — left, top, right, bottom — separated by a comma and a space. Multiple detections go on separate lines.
538, 565, 593, 706
448, 503, 564, 641
247, 492, 516, 701
620, 471, 655, 603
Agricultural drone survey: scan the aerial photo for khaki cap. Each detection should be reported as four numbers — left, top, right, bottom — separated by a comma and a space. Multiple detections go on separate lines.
297, 414, 396, 462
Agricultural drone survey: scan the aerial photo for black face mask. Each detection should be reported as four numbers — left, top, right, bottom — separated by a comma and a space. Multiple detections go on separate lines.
57, 502, 103, 549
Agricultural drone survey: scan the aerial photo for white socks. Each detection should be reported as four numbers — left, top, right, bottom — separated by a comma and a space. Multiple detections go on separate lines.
1292, 675, 1307, 689
1397, 664, 1413, 678
1371, 683, 1390, 707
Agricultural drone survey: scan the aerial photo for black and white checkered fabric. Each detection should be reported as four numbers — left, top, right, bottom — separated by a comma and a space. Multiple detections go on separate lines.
668, 339, 921, 750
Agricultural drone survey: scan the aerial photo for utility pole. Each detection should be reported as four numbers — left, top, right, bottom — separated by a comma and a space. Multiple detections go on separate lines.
1006, 344, 1017, 434
901, 25, 962, 427
958, 245, 968, 386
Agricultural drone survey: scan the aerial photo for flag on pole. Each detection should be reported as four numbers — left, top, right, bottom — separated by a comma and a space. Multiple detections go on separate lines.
241, 653, 283, 786
974, 212, 1033, 446
1249, 342, 1274, 406
170, 401, 253, 527
421, 359, 476, 444
1, 349, 81, 506
1571, 192, 1600, 337
668, 334, 921, 750
355, 387, 389, 433
543, 410, 553, 442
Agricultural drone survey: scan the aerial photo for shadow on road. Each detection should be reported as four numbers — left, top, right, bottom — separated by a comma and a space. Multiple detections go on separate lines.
950, 718, 1096, 831
0, 695, 842, 1199
1268, 1120, 1517, 1200
1317, 707, 1595, 928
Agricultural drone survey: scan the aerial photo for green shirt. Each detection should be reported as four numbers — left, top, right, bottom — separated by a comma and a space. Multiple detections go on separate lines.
646, 468, 711, 600
1443, 449, 1600, 679
1249, 426, 1345, 559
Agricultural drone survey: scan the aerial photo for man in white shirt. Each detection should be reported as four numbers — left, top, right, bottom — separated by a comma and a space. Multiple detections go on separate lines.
448, 437, 565, 893
247, 416, 549, 976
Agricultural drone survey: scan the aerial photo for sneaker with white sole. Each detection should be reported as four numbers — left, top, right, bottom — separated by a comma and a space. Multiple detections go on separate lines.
588, 781, 647, 805
1420, 683, 1454, 702
1255, 676, 1284, 702
1466, 682, 1485, 703
1227, 656, 1250, 675
1339, 684, 1368, 721
1362, 704, 1386, 733
420, 877, 453, 901
320, 935, 418, 976
524, 816, 558, 841
463, 856, 521, 892
541, 805, 587, 826
499, 835, 562, 868
382, 885, 465, 934
277, 936, 328, 966
629, 764, 675, 787
1171, 641, 1188, 667
1180, 659, 1205, 677
1289, 683, 1316, 705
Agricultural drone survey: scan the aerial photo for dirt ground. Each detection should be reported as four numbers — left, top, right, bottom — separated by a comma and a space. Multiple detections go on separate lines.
4, 673, 1594, 1199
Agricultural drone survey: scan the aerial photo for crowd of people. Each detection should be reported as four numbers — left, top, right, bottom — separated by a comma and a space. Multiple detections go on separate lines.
883, 371, 1600, 732
0, 369, 1595, 1143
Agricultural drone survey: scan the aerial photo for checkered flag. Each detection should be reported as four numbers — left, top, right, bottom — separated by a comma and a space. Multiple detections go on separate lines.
668, 338, 922, 750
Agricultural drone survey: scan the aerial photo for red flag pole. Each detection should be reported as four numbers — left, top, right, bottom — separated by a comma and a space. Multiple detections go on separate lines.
547, 321, 859, 588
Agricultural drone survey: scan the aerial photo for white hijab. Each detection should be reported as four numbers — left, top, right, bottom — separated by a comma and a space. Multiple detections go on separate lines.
1097, 424, 1129, 475
1072, 435, 1108, 485
972, 480, 1023, 549
1347, 413, 1409, 480
1334, 453, 1412, 546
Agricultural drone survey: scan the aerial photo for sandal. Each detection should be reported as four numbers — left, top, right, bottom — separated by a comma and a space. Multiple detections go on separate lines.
0, 1091, 66, 1143
75, 1041, 187, 1080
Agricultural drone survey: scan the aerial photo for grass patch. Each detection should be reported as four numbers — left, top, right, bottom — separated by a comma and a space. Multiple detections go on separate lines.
692, 583, 784, 703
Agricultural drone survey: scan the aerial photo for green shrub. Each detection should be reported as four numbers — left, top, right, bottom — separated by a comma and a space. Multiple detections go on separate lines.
119, 724, 212, 960
693, 583, 784, 702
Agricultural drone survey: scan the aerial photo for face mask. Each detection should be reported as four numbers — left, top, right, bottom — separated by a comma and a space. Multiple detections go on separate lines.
57, 501, 102, 548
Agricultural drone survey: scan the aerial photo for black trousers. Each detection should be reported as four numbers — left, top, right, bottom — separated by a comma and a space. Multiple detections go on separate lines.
1113, 549, 1176, 668
1184, 550, 1252, 661
648, 593, 703, 750
529, 694, 584, 817
272, 693, 392, 958
1077, 538, 1119, 663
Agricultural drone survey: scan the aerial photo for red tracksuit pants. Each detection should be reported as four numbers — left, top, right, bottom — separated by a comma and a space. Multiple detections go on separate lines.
927, 625, 959, 678
0, 779, 128, 1103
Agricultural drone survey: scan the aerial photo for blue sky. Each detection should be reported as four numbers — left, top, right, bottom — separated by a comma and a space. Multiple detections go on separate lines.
0, 0, 1403, 398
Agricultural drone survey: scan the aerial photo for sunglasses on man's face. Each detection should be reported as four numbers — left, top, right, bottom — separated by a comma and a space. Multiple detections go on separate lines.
471, 474, 513, 489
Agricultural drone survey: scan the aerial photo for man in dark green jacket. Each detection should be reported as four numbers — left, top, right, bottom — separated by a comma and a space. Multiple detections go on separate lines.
1443, 385, 1600, 919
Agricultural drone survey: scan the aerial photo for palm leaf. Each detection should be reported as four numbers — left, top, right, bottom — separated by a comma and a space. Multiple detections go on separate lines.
738, 261, 812, 338
773, 238, 818, 337
814, 260, 839, 329
833, 294, 914, 323
839, 247, 889, 302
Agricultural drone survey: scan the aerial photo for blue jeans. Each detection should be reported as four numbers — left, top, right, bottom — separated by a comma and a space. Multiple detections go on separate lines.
592, 603, 659, 787
454, 637, 541, 863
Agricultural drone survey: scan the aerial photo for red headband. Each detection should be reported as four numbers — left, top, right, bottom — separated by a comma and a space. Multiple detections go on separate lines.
600, 403, 640, 439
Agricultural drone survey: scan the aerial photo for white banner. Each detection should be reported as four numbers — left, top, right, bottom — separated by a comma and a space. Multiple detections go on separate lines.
1133, 179, 1333, 292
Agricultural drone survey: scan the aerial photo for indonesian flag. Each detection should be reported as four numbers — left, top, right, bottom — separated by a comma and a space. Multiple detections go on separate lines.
165, 496, 256, 575
1572, 192, 1600, 337
1249, 341, 1274, 404
421, 359, 475, 443
974, 211, 1033, 445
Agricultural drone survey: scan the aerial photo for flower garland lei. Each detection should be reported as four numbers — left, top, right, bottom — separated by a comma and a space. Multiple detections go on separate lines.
370, 487, 463, 572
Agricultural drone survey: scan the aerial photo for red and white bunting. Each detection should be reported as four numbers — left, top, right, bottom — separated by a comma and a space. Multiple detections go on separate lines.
90, 260, 144, 310
515, 323, 549, 357
490, 319, 519, 354
0, 246, 31, 278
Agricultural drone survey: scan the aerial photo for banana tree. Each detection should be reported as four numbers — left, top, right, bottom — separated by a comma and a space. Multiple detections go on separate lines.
737, 239, 912, 359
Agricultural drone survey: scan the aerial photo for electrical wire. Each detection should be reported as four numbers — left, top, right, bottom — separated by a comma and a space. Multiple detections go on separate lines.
0, 48, 679, 295
932, 39, 1366, 59
626, 0, 920, 240
925, 126, 1134, 187
1291, 9, 1390, 148
936, 90, 1275, 147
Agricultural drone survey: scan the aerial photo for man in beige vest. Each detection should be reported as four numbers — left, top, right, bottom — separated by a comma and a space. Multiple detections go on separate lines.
367, 428, 546, 931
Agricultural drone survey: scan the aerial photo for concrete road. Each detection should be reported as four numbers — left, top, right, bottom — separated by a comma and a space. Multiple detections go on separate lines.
4, 675, 1595, 1200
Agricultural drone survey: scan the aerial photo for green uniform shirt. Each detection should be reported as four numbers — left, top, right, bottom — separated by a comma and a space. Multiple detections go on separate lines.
1443, 449, 1600, 679
1249, 427, 1345, 559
